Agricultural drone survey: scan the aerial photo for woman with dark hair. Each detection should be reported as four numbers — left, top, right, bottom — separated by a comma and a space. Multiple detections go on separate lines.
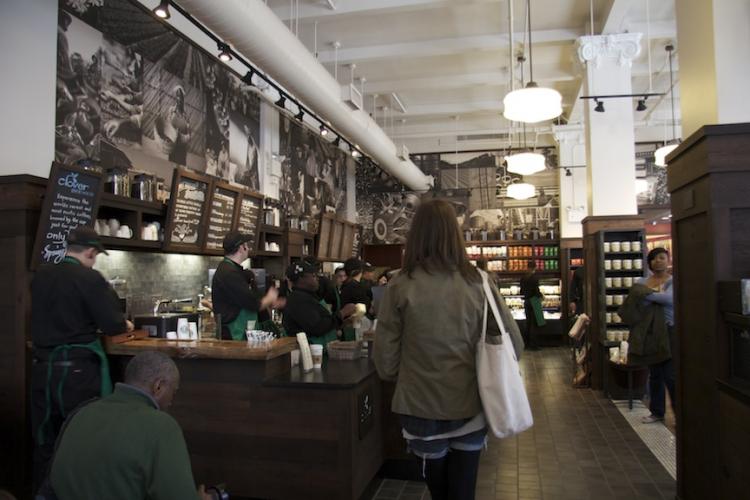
374, 199, 523, 500
639, 247, 675, 424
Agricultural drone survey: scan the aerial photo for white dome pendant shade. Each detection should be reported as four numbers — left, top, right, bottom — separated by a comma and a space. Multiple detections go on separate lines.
635, 178, 649, 194
654, 143, 678, 167
505, 152, 546, 176
506, 183, 536, 200
503, 82, 563, 124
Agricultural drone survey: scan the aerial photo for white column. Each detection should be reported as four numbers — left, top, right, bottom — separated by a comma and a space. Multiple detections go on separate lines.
577, 33, 641, 217
676, 0, 750, 137
554, 125, 587, 238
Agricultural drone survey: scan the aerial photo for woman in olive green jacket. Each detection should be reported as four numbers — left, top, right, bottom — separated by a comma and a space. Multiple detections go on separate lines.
374, 199, 523, 500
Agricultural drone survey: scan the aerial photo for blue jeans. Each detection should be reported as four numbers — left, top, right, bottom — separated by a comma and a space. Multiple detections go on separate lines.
649, 325, 676, 418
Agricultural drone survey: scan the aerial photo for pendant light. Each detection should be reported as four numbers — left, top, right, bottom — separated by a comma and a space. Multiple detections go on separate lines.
507, 182, 536, 200
654, 44, 679, 167
503, 0, 562, 123
506, 151, 545, 176
635, 178, 649, 195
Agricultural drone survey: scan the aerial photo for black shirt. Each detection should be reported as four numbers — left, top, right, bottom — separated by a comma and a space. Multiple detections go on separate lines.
340, 279, 372, 312
31, 257, 127, 350
520, 272, 541, 301
282, 288, 339, 339
211, 258, 262, 326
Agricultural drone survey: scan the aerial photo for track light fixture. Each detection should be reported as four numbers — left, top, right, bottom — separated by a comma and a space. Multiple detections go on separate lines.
274, 95, 286, 108
217, 42, 232, 62
332, 136, 341, 147
636, 98, 647, 111
241, 69, 255, 86
594, 99, 605, 113
295, 109, 304, 122
319, 124, 328, 137
153, 0, 170, 19
565, 168, 572, 177
352, 148, 362, 158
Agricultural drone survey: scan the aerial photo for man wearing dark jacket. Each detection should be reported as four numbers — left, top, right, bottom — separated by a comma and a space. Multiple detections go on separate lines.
212, 231, 279, 340
283, 261, 356, 347
31, 227, 133, 489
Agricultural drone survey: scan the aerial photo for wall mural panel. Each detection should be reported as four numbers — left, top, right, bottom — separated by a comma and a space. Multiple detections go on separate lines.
54, 0, 261, 192
356, 150, 560, 245
278, 115, 349, 232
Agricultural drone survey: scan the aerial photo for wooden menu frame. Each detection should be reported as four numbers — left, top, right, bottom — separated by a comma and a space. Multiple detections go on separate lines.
32, 162, 105, 269
315, 214, 360, 262
316, 214, 334, 260
234, 189, 264, 255
163, 168, 212, 253
329, 219, 345, 261
202, 180, 243, 255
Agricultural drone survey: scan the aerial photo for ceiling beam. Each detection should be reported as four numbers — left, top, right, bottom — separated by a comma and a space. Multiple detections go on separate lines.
273, 0, 499, 22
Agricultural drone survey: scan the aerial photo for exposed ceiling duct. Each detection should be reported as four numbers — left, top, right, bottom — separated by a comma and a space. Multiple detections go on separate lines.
176, 0, 433, 191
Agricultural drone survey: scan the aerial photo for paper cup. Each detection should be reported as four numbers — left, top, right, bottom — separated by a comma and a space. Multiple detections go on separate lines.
290, 349, 300, 367
166, 331, 177, 340
310, 344, 323, 369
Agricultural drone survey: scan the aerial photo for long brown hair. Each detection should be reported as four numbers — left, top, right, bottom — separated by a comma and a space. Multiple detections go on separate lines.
403, 199, 480, 283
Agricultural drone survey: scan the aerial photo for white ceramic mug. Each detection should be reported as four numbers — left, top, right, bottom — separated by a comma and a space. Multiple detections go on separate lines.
108, 218, 120, 235
611, 242, 622, 252
623, 277, 633, 287
117, 225, 133, 238
622, 241, 632, 252
613, 277, 623, 287
634, 259, 643, 270
623, 259, 633, 270
603, 242, 611, 253
141, 227, 151, 240
166, 331, 177, 340
606, 295, 614, 305
605, 260, 612, 270
632, 241, 642, 252
605, 278, 613, 288
606, 313, 613, 323
613, 259, 622, 270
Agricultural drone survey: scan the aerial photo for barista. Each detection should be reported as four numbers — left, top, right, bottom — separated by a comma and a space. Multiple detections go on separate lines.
361, 262, 377, 291
30, 227, 134, 489
283, 261, 357, 346
340, 258, 373, 340
212, 231, 278, 340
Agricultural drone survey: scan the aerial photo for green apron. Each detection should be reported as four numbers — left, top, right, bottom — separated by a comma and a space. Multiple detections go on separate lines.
530, 295, 546, 327
227, 308, 259, 341
36, 337, 112, 445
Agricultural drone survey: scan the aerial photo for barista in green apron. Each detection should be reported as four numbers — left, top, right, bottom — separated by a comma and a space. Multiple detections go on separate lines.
211, 231, 280, 340
282, 261, 357, 349
30, 227, 133, 490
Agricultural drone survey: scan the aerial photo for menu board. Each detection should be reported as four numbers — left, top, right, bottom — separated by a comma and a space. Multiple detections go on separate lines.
341, 223, 355, 260
236, 191, 263, 254
32, 162, 104, 269
351, 225, 362, 258
317, 215, 333, 260
204, 183, 239, 253
164, 169, 210, 252
329, 220, 344, 261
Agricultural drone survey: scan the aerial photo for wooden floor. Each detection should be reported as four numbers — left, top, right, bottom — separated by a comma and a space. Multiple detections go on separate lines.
367, 347, 676, 500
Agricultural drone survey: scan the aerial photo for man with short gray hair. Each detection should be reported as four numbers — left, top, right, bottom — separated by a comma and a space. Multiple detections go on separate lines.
50, 351, 212, 500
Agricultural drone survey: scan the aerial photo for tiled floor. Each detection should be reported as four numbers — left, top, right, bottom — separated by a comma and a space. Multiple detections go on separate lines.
370, 347, 676, 500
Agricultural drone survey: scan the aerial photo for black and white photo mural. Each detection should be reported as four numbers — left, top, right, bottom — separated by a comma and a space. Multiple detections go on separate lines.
54, 0, 261, 192
356, 150, 561, 244
278, 116, 349, 232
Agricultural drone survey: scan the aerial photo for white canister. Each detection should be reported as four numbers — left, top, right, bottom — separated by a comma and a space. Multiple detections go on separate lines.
606, 295, 614, 305
623, 259, 633, 270
632, 241, 642, 252
612, 259, 622, 270
622, 241, 632, 252
606, 330, 616, 341
614, 295, 624, 306
603, 242, 611, 253
604, 260, 612, 270
616, 331, 624, 342
613, 277, 623, 287
623, 277, 633, 287
634, 259, 643, 270
606, 313, 613, 323
613, 313, 621, 324
605, 277, 613, 288
611, 241, 622, 252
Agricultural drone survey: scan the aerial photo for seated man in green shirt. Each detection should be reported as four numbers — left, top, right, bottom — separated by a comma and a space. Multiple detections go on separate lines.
50, 351, 213, 500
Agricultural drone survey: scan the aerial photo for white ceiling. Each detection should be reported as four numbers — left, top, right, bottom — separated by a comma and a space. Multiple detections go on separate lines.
265, 0, 679, 153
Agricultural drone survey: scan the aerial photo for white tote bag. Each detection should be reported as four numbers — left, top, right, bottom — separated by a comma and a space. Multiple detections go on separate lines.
477, 270, 534, 438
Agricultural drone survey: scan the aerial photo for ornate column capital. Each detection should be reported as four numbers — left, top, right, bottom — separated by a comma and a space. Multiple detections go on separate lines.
576, 33, 642, 68
553, 124, 585, 145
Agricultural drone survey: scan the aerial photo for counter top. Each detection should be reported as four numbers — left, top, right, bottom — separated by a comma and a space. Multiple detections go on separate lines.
104, 337, 297, 361
264, 357, 377, 389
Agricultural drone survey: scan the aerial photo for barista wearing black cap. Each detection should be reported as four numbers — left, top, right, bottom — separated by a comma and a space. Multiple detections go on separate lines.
283, 261, 357, 347
212, 231, 279, 340
31, 226, 133, 489
339, 258, 373, 340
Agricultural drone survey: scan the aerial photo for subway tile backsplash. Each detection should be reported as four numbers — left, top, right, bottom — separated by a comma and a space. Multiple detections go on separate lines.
94, 251, 223, 317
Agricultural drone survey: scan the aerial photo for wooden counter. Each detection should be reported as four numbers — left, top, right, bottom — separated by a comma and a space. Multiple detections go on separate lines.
106, 338, 383, 500
104, 336, 297, 361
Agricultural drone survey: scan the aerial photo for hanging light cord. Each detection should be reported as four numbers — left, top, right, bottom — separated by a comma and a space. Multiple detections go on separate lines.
527, 0, 533, 83
668, 47, 677, 141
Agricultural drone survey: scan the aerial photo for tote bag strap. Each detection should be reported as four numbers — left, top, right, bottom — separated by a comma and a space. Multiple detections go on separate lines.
478, 269, 510, 343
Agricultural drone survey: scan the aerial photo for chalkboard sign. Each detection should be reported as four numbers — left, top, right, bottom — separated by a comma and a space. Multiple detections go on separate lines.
317, 215, 333, 260
236, 191, 263, 254
164, 168, 211, 252
32, 162, 104, 269
203, 182, 240, 254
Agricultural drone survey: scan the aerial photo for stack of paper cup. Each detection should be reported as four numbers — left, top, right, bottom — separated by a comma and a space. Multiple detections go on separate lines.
177, 318, 190, 339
